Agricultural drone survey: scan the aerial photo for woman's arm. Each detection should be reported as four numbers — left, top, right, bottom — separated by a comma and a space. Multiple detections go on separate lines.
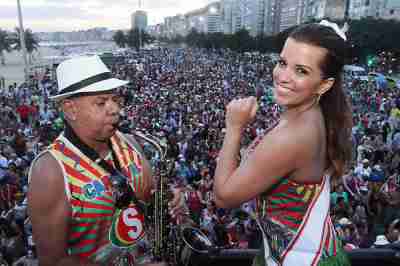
214, 99, 313, 208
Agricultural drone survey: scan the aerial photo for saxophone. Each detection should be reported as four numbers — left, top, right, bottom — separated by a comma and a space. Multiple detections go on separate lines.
132, 131, 213, 266
131, 131, 180, 265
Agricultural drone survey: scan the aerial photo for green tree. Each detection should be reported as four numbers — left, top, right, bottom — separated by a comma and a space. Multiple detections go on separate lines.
231, 28, 253, 52
208, 32, 225, 49
0, 29, 15, 65
14, 28, 39, 64
348, 18, 400, 65
171, 34, 185, 44
255, 34, 278, 54
185, 28, 201, 47
126, 28, 152, 50
113, 30, 126, 48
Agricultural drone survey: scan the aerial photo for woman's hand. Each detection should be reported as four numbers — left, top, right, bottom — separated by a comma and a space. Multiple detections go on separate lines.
225, 96, 258, 131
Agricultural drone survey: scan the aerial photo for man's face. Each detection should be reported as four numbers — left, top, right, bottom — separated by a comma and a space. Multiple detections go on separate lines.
68, 92, 123, 141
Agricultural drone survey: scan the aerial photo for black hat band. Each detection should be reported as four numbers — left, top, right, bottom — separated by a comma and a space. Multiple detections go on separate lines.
59, 72, 112, 95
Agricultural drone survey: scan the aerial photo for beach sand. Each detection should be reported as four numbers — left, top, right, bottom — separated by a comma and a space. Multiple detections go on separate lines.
0, 46, 61, 88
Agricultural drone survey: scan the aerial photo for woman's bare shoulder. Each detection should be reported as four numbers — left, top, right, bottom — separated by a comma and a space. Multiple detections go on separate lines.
268, 114, 322, 146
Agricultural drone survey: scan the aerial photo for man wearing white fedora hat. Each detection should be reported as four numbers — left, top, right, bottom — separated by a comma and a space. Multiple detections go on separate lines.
28, 56, 182, 266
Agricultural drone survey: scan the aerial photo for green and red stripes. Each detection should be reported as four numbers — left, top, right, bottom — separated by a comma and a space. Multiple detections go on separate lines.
111, 133, 143, 193
49, 132, 146, 262
261, 178, 320, 232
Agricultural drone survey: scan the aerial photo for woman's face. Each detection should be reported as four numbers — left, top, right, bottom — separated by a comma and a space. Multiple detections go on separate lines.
273, 38, 331, 108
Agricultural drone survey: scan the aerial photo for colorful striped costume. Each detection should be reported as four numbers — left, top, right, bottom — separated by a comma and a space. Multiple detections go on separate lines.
33, 131, 150, 265
244, 136, 350, 266
252, 177, 350, 266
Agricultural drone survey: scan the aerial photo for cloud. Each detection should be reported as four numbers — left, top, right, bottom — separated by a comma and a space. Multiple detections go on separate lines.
0, 6, 93, 20
0, 0, 216, 32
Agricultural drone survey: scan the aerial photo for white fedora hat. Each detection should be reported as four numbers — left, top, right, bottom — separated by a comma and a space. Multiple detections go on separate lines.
50, 55, 129, 101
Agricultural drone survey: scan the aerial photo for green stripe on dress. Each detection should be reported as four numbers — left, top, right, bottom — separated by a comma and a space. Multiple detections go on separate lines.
69, 233, 98, 245
70, 224, 99, 233
69, 244, 96, 255
77, 208, 114, 215
318, 245, 351, 266
74, 216, 114, 223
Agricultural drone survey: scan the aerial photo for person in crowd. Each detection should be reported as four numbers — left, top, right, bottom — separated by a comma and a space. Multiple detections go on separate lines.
11, 248, 38, 266
331, 184, 349, 206
354, 159, 372, 180
356, 136, 374, 164
213, 20, 352, 265
185, 183, 206, 225
372, 218, 400, 247
28, 56, 183, 266
15, 102, 31, 126
0, 149, 8, 183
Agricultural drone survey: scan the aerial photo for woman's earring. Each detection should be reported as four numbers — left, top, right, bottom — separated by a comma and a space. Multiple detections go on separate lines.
316, 93, 322, 104
314, 93, 322, 104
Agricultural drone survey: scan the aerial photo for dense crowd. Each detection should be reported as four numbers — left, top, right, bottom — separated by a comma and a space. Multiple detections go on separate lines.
0, 47, 399, 265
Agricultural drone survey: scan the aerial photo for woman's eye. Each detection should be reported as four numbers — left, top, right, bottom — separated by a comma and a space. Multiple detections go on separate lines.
97, 102, 105, 106
277, 59, 286, 67
296, 67, 308, 75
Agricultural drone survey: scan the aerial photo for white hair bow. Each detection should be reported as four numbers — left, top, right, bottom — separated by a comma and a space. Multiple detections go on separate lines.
319, 20, 348, 41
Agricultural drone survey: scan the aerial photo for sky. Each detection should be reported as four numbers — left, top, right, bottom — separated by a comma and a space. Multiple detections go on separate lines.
0, 0, 215, 32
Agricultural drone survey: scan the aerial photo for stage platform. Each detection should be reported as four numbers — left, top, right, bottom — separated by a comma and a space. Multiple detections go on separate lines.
188, 245, 400, 266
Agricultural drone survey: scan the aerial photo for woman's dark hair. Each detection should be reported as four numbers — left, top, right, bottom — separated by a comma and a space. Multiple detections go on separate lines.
289, 23, 353, 180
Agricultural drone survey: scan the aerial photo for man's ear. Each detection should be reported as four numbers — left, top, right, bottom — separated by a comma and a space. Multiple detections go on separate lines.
318, 78, 335, 95
61, 99, 77, 121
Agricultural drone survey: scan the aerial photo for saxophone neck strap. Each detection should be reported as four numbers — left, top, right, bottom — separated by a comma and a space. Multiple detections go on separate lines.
63, 122, 142, 208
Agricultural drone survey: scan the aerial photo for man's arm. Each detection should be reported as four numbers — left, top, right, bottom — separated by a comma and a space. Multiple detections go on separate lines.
28, 153, 99, 266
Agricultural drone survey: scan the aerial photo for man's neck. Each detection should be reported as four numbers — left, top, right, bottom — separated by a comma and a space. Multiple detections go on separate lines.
81, 136, 109, 158
65, 122, 110, 159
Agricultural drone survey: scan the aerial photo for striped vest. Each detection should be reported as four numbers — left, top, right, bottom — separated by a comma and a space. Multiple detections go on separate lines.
47, 131, 149, 265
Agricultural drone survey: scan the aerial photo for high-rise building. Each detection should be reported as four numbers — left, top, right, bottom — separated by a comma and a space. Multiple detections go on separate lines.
235, 0, 252, 33
222, 0, 234, 34
163, 14, 186, 38
222, 0, 275, 36
131, 10, 148, 30
304, 0, 346, 21
348, 0, 385, 19
250, 0, 268, 36
206, 2, 222, 33
349, 0, 400, 20
185, 2, 221, 34
264, 0, 281, 35
382, 0, 400, 20
280, 0, 304, 32
325, 0, 347, 19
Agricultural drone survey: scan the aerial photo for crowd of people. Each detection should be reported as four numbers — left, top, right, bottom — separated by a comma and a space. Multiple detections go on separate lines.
0, 45, 399, 265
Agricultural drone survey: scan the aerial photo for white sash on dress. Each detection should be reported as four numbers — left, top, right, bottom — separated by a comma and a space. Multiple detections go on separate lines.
258, 175, 331, 266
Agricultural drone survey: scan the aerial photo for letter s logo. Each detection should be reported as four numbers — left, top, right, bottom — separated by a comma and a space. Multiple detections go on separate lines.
122, 207, 143, 239
110, 205, 146, 247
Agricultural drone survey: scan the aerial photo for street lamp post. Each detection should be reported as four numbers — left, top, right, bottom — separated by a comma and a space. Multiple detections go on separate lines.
17, 0, 29, 82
